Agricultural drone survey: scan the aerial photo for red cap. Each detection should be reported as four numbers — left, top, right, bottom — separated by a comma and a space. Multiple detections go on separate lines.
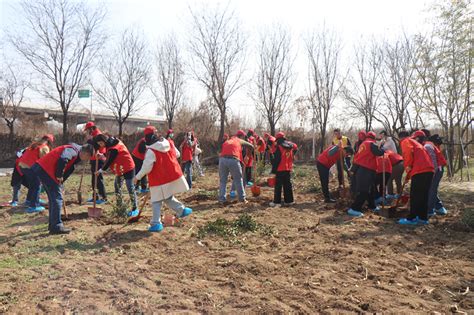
43, 134, 54, 143
223, 133, 229, 140
248, 129, 255, 135
84, 121, 95, 130
411, 130, 425, 138
167, 129, 173, 135
264, 133, 270, 138
358, 131, 367, 141
275, 132, 285, 139
236, 130, 246, 137
144, 126, 156, 136
366, 131, 376, 139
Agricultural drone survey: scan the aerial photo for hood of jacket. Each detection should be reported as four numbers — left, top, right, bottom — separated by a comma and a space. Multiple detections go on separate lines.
148, 138, 170, 153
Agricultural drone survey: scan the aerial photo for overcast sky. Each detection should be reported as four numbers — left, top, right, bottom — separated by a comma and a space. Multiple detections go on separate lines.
1, 0, 434, 128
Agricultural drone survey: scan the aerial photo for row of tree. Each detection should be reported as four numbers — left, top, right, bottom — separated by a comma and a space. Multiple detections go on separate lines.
0, 0, 472, 175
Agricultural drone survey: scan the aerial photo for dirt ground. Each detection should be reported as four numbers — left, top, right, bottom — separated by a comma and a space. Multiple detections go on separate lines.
0, 164, 473, 313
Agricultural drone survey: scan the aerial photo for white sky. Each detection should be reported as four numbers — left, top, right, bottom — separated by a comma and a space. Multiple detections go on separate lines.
1, 0, 434, 128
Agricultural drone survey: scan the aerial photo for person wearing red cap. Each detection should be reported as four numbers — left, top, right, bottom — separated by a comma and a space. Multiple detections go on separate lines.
255, 135, 267, 164
428, 134, 448, 215
386, 150, 404, 199
93, 134, 138, 218
270, 132, 298, 207
131, 126, 157, 193
218, 130, 254, 203
180, 131, 196, 189
263, 132, 277, 165
165, 129, 175, 145
243, 133, 256, 186
18, 134, 54, 212
332, 128, 352, 188
353, 131, 366, 153
374, 152, 392, 205
397, 130, 434, 225
9, 147, 29, 207
84, 122, 107, 203
317, 145, 354, 203
347, 131, 385, 217
32, 143, 94, 234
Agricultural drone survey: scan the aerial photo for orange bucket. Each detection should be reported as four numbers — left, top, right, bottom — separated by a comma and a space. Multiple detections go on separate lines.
251, 185, 261, 197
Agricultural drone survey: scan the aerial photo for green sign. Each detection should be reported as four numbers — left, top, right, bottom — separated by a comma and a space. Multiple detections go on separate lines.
78, 89, 90, 98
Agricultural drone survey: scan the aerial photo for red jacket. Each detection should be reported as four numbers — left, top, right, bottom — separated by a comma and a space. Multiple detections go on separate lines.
108, 141, 135, 176
353, 139, 378, 171
19, 143, 48, 167
37, 145, 78, 184
376, 153, 392, 174
435, 144, 447, 167
317, 145, 341, 168
400, 138, 434, 177
386, 150, 403, 166
220, 137, 243, 162
276, 143, 298, 172
90, 128, 106, 161
132, 138, 146, 160
148, 142, 183, 186
181, 141, 194, 162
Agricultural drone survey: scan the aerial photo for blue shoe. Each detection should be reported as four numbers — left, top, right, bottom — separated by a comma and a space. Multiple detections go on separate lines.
140, 188, 150, 194
372, 206, 380, 213
247, 182, 253, 187
428, 210, 436, 217
347, 208, 363, 217
148, 223, 164, 232
435, 207, 447, 215
26, 206, 45, 213
10, 201, 18, 207
127, 209, 140, 218
417, 219, 429, 225
374, 197, 383, 205
180, 207, 192, 218
229, 191, 236, 199
39, 199, 47, 205
95, 199, 107, 205
398, 218, 418, 225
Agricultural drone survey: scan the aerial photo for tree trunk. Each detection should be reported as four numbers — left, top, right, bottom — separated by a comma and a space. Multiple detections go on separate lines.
218, 111, 225, 144
62, 112, 69, 144
118, 121, 123, 138
8, 124, 14, 150
168, 119, 173, 130
269, 120, 276, 136
319, 129, 326, 153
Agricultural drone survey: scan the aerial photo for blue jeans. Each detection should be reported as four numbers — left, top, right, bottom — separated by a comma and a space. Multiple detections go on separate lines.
219, 157, 245, 202
151, 197, 185, 225
114, 170, 138, 210
183, 161, 193, 189
32, 164, 63, 232
21, 167, 41, 207
428, 168, 444, 211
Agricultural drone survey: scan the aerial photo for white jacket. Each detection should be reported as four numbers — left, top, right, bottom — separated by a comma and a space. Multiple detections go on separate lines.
135, 139, 189, 202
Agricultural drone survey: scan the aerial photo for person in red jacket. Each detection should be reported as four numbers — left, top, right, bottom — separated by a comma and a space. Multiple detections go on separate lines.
256, 135, 266, 164
9, 147, 29, 207
165, 129, 175, 145
317, 145, 354, 203
428, 134, 447, 215
264, 133, 277, 164
84, 122, 107, 203
218, 130, 254, 203
374, 152, 392, 205
243, 134, 255, 186
347, 131, 385, 217
180, 131, 196, 189
386, 150, 404, 199
398, 130, 434, 225
93, 134, 138, 218
131, 126, 157, 193
18, 134, 54, 212
134, 136, 192, 232
32, 143, 93, 234
270, 132, 298, 207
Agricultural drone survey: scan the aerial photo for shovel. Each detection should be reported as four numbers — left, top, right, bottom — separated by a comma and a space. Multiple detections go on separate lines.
250, 148, 261, 197
380, 177, 409, 218
61, 184, 68, 220
128, 192, 149, 223
88, 154, 102, 218
338, 144, 351, 199
77, 164, 86, 205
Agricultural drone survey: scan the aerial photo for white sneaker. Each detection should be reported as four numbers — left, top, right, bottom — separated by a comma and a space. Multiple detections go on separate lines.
269, 202, 281, 208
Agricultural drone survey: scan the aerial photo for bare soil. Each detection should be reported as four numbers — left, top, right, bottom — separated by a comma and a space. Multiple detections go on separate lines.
0, 165, 473, 313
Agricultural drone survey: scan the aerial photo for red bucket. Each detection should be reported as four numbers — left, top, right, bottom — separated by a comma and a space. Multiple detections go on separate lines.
267, 177, 276, 187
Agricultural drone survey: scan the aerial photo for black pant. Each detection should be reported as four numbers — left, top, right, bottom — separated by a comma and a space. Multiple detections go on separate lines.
133, 156, 148, 190
409, 172, 433, 221
245, 167, 252, 184
350, 167, 376, 211
90, 159, 106, 199
316, 162, 331, 200
274, 171, 294, 204
375, 172, 391, 199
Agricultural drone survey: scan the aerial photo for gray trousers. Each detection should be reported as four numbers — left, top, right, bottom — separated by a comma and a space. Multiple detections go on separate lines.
388, 162, 404, 195
428, 168, 444, 211
151, 196, 185, 225
219, 157, 245, 202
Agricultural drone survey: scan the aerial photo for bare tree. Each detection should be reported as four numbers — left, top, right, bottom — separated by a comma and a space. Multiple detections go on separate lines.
253, 25, 295, 136
10, 0, 106, 143
305, 26, 343, 153
94, 28, 150, 137
0, 63, 29, 147
342, 40, 382, 131
375, 36, 418, 134
151, 34, 186, 129
188, 4, 246, 143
